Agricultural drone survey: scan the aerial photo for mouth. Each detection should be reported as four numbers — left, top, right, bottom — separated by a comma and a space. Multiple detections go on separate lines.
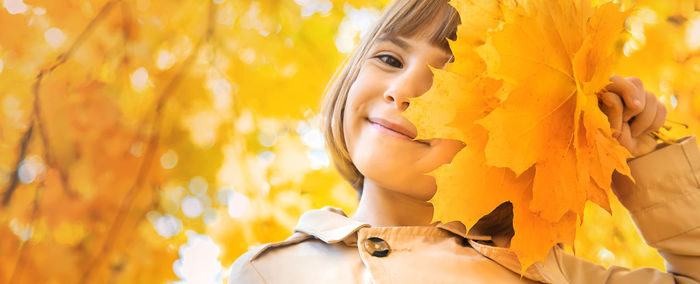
367, 118, 431, 146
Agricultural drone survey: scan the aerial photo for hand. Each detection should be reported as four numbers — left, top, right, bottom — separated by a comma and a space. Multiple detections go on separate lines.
598, 75, 668, 157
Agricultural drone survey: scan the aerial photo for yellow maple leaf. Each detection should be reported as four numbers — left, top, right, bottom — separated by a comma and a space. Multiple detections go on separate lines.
403, 0, 635, 272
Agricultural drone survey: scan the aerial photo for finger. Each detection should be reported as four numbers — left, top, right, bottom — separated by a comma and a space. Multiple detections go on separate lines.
617, 123, 637, 155
607, 75, 645, 121
634, 133, 658, 157
631, 104, 667, 157
599, 91, 623, 138
627, 76, 644, 92
629, 90, 658, 137
646, 101, 668, 135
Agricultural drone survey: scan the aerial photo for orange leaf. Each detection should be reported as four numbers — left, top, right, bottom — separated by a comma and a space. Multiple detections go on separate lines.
404, 0, 634, 272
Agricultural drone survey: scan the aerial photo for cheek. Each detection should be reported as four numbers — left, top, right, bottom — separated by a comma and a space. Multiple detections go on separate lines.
340, 68, 464, 199
342, 77, 373, 157
342, 97, 359, 157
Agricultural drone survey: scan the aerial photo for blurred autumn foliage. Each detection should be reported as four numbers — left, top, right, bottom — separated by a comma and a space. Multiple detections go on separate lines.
0, 0, 698, 283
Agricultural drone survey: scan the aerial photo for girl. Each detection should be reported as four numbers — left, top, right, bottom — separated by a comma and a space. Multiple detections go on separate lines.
230, 0, 700, 283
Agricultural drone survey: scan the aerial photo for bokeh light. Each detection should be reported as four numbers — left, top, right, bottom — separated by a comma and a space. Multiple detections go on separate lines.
227, 191, 250, 218
3, 0, 28, 15
173, 231, 224, 284
687, 13, 700, 51
0, 0, 692, 282
130, 67, 151, 92
160, 149, 179, 169
17, 155, 45, 184
44, 27, 66, 48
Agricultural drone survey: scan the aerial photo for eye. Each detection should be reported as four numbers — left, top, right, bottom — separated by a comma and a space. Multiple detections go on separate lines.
375, 54, 403, 68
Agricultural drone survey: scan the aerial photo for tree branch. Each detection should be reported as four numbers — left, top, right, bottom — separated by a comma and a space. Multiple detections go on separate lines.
79, 1, 217, 281
1, 0, 120, 206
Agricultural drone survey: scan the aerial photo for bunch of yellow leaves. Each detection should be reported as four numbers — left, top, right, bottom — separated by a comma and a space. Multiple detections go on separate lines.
401, 0, 634, 271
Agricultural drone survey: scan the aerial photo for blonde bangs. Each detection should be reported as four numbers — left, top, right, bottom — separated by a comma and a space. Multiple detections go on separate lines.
382, 0, 460, 52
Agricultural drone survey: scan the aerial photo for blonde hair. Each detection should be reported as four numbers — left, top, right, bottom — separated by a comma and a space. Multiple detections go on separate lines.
321, 0, 460, 197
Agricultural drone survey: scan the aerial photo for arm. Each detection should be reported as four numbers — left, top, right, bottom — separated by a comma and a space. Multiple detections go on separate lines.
612, 135, 700, 282
543, 136, 700, 283
549, 76, 700, 283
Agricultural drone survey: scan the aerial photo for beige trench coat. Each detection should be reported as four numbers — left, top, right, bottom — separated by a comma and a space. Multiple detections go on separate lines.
229, 136, 700, 283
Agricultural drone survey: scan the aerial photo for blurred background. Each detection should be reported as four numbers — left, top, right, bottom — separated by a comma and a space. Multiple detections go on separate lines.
0, 0, 698, 283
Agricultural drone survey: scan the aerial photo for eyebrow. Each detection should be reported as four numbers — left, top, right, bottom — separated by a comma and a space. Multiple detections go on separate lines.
377, 35, 412, 51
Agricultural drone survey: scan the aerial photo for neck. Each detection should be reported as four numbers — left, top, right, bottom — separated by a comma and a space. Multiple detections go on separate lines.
351, 178, 435, 227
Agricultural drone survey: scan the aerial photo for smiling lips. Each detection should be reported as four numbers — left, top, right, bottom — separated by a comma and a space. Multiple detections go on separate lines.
368, 116, 430, 145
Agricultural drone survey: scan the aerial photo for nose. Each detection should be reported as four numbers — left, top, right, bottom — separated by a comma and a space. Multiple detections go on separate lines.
383, 65, 434, 112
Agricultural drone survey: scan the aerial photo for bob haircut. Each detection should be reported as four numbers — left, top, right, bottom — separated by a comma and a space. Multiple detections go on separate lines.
320, 0, 515, 238
321, 0, 460, 197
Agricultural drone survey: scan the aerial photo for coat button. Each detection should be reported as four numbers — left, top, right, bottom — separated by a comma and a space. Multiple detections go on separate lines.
364, 237, 390, 257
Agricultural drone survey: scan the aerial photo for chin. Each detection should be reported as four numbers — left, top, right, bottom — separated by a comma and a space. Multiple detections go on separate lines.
403, 175, 438, 201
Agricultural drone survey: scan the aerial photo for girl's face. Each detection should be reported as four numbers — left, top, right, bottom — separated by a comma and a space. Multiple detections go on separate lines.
343, 31, 465, 201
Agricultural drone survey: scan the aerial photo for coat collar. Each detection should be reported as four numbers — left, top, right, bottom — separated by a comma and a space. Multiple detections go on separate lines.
292, 206, 552, 283
292, 206, 492, 246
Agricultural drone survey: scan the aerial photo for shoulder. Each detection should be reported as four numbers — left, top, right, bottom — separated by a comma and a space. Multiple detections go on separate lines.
229, 248, 265, 283
229, 206, 367, 283
229, 232, 361, 283
228, 232, 314, 283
